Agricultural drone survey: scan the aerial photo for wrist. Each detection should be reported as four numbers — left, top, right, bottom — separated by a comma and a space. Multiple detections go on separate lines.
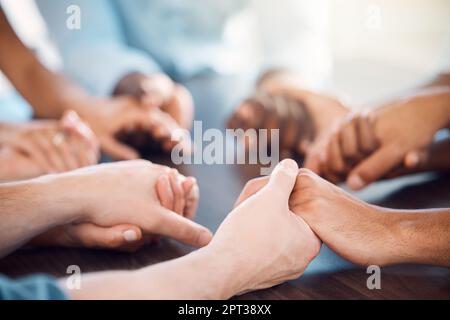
32, 173, 86, 224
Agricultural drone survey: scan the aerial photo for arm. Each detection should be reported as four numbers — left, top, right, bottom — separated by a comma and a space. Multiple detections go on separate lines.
239, 169, 450, 267
0, 176, 79, 257
0, 160, 210, 259
35, 0, 162, 96
65, 160, 320, 300
66, 248, 236, 300
389, 208, 450, 266
0, 8, 89, 119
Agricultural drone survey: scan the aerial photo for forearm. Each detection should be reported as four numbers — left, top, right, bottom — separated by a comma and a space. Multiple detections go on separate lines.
388, 208, 450, 266
0, 9, 91, 119
423, 72, 450, 88
66, 247, 239, 300
0, 175, 79, 257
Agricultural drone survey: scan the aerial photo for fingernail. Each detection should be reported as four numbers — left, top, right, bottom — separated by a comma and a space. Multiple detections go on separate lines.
348, 174, 365, 190
278, 159, 298, 176
190, 184, 200, 199
123, 229, 138, 242
197, 230, 212, 247
406, 152, 419, 168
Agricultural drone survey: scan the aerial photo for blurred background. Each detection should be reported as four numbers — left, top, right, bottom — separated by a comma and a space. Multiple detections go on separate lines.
0, 0, 449, 121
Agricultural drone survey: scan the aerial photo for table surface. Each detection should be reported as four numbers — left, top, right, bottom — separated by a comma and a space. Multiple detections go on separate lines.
1, 76, 449, 299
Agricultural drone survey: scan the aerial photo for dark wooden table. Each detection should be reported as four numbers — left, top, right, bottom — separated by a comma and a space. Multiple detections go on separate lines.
1, 76, 449, 299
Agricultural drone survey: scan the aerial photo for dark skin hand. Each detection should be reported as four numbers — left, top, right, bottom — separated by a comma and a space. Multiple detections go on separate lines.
236, 168, 450, 267
305, 88, 450, 189
113, 72, 194, 153
228, 69, 349, 155
0, 10, 188, 160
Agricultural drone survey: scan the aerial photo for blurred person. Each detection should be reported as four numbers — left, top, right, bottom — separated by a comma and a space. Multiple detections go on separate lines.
36, 0, 332, 134
0, 160, 321, 300
0, 7, 186, 164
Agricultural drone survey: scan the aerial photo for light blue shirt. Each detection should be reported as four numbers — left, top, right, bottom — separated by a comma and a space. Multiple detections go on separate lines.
36, 0, 332, 96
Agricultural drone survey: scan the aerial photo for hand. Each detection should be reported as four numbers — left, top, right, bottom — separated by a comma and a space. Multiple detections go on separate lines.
228, 83, 348, 155
78, 96, 190, 159
113, 72, 194, 129
305, 88, 450, 189
0, 111, 99, 179
236, 167, 400, 266
55, 160, 210, 248
31, 161, 201, 250
206, 160, 321, 296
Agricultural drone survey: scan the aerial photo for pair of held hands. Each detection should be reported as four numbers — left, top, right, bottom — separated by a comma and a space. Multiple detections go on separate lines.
230, 81, 450, 191
0, 73, 193, 182
32, 159, 398, 295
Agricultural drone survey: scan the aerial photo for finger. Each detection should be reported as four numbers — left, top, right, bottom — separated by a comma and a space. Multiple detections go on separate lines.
35, 131, 67, 172
404, 148, 429, 170
182, 177, 200, 219
141, 91, 165, 109
234, 176, 269, 208
57, 139, 80, 171
60, 111, 100, 163
347, 145, 401, 190
156, 174, 175, 211
156, 208, 213, 247
101, 137, 140, 160
72, 224, 143, 249
304, 148, 322, 174
12, 137, 54, 173
169, 169, 185, 215
357, 113, 378, 154
266, 159, 299, 202
328, 132, 346, 174
339, 117, 359, 160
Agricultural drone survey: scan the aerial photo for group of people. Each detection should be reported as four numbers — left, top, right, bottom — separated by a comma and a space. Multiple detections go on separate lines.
0, 1, 449, 299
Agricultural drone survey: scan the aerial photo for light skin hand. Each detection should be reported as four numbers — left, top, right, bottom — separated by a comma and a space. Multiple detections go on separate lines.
208, 159, 321, 296
58, 160, 211, 248
0, 111, 99, 181
30, 162, 202, 251
65, 160, 321, 300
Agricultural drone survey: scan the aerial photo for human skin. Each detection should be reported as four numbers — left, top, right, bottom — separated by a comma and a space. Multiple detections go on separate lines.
0, 10, 185, 160
305, 87, 450, 189
237, 168, 450, 267
0, 160, 210, 258
63, 160, 321, 300
113, 72, 194, 130
0, 111, 99, 181
228, 69, 349, 155
30, 170, 200, 252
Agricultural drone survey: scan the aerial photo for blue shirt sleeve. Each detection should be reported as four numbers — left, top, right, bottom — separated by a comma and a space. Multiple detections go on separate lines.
0, 274, 67, 300
35, 0, 161, 96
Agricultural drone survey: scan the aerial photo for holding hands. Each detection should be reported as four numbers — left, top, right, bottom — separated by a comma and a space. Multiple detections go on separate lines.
30, 160, 207, 252
207, 160, 321, 296
0, 111, 99, 182
305, 88, 450, 189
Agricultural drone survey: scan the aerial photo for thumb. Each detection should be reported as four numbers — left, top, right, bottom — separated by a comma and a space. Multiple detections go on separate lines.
347, 146, 400, 190
156, 208, 213, 248
266, 159, 299, 202
71, 224, 143, 249
404, 148, 429, 170
101, 136, 140, 160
